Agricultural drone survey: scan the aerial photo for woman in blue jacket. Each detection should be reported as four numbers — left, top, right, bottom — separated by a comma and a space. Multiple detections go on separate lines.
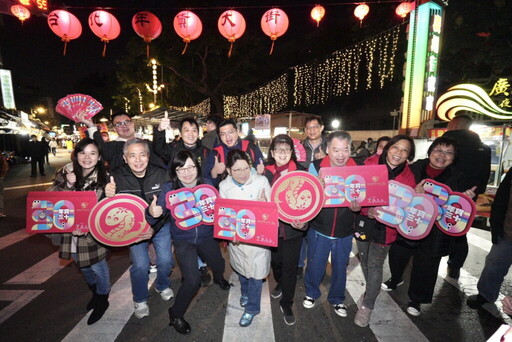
146, 150, 230, 335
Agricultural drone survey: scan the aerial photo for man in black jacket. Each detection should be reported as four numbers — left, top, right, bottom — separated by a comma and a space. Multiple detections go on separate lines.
443, 114, 491, 278
28, 135, 45, 177
105, 138, 173, 319
467, 171, 512, 310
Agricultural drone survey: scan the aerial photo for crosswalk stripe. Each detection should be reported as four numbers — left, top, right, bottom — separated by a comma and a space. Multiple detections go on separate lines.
62, 270, 157, 342
222, 272, 274, 342
467, 229, 493, 252
0, 229, 31, 251
346, 254, 429, 341
0, 290, 44, 325
4, 251, 72, 285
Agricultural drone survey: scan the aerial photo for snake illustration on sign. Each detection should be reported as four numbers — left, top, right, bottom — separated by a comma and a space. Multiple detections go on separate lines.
270, 171, 324, 223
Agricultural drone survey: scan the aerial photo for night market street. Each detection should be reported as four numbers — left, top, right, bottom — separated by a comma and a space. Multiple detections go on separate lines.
0, 148, 509, 342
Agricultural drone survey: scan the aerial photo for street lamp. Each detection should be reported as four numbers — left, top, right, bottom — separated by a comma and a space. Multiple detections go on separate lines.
332, 119, 340, 130
390, 109, 400, 136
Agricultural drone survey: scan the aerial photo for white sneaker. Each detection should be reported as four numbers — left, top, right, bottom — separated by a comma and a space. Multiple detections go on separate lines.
303, 296, 316, 309
157, 287, 174, 301
149, 265, 157, 273
134, 301, 149, 319
333, 304, 347, 317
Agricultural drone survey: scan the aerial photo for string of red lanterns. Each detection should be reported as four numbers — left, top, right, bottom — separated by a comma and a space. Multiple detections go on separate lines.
15, 3, 412, 56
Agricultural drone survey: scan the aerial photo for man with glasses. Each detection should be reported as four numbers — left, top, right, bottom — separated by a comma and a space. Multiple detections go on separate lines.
105, 138, 174, 319
442, 114, 491, 278
203, 118, 265, 185
301, 117, 327, 168
81, 111, 162, 170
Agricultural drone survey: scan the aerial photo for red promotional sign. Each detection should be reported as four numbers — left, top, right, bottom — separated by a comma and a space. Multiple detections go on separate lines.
421, 179, 476, 236
26, 191, 98, 233
214, 198, 279, 247
165, 184, 219, 230
270, 171, 324, 224
374, 181, 439, 240
319, 165, 389, 208
88, 194, 150, 247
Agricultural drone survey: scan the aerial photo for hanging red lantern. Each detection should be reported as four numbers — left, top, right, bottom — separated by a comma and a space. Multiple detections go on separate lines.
310, 5, 326, 27
395, 2, 414, 18
354, 3, 370, 26
218, 10, 246, 58
132, 11, 162, 58
47, 10, 82, 56
88, 10, 121, 57
261, 8, 289, 55
11, 5, 31, 24
173, 10, 202, 55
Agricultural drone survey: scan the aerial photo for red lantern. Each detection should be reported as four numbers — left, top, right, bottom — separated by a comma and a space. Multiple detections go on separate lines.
218, 10, 246, 57
261, 8, 289, 55
311, 5, 325, 27
354, 3, 370, 26
48, 10, 82, 56
11, 5, 30, 24
395, 2, 414, 18
173, 10, 202, 55
132, 11, 162, 58
88, 10, 121, 57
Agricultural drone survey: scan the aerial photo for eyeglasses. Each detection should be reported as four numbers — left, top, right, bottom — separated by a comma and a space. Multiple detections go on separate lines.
306, 125, 321, 131
432, 148, 455, 157
113, 120, 132, 128
274, 148, 292, 155
176, 165, 197, 175
231, 167, 250, 173
219, 130, 237, 138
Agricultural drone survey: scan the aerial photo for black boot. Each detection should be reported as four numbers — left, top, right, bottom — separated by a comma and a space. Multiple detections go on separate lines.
87, 294, 109, 325
87, 285, 97, 311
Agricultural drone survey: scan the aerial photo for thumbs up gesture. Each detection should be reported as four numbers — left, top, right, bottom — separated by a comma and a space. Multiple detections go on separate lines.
211, 154, 226, 178
148, 195, 163, 218
463, 186, 478, 199
105, 176, 116, 198
258, 188, 268, 202
65, 170, 77, 188
256, 158, 265, 175
158, 111, 170, 131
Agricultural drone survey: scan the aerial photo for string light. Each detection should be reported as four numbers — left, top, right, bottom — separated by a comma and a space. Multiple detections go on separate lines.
169, 98, 211, 116
145, 58, 165, 104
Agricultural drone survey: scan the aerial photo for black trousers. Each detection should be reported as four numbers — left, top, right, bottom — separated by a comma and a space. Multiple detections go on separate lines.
271, 235, 303, 309
388, 241, 415, 284
170, 238, 225, 318
31, 158, 45, 176
447, 235, 468, 269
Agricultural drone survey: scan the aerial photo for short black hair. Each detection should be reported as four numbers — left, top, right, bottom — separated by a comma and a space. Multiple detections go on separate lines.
111, 111, 132, 123
206, 114, 223, 127
179, 117, 199, 132
305, 116, 323, 126
381, 135, 415, 162
216, 118, 238, 136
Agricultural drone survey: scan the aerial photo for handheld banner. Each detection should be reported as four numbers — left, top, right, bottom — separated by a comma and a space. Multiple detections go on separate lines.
165, 184, 219, 230
26, 191, 97, 233
374, 181, 439, 240
270, 171, 324, 224
88, 194, 150, 247
214, 198, 279, 247
421, 179, 476, 236
319, 165, 389, 207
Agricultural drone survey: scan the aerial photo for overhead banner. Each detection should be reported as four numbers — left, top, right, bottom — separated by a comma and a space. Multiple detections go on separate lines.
26, 191, 97, 233
0, 69, 16, 109
214, 198, 278, 247
318, 165, 389, 208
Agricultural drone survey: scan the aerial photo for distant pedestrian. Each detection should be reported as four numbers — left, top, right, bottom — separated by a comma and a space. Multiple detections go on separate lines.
201, 114, 222, 150
28, 135, 45, 177
49, 138, 58, 156
41, 137, 50, 164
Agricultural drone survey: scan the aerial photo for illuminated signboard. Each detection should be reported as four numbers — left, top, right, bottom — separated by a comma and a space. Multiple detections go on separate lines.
0, 69, 16, 109
401, 1, 444, 134
488, 78, 511, 109
17, 0, 48, 13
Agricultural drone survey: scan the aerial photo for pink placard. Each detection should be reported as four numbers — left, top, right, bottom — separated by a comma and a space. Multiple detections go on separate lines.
319, 165, 389, 207
421, 179, 476, 236
165, 184, 219, 230
374, 181, 439, 240
270, 171, 324, 224
214, 198, 279, 247
292, 138, 307, 162
26, 191, 98, 233
88, 194, 150, 247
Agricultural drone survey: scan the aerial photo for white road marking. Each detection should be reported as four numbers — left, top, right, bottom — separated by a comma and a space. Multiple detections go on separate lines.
4, 251, 72, 284
0, 229, 31, 251
222, 272, 274, 342
346, 253, 429, 342
0, 290, 44, 324
62, 270, 157, 342
467, 229, 493, 253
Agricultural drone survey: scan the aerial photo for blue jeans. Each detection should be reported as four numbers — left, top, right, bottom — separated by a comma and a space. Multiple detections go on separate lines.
304, 229, 352, 304
298, 236, 307, 268
129, 223, 173, 303
198, 256, 207, 268
477, 236, 512, 302
72, 254, 111, 295
239, 275, 263, 315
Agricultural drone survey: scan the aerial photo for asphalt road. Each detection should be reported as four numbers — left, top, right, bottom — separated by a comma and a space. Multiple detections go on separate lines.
0, 148, 510, 342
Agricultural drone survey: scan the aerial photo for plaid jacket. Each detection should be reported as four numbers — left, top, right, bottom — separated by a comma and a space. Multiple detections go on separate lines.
50, 164, 109, 268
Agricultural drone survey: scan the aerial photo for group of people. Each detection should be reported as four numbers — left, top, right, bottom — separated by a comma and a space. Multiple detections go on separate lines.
43, 110, 500, 334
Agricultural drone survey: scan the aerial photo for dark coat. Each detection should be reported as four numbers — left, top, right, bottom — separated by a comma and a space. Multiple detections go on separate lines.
490, 170, 512, 244
153, 129, 209, 167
